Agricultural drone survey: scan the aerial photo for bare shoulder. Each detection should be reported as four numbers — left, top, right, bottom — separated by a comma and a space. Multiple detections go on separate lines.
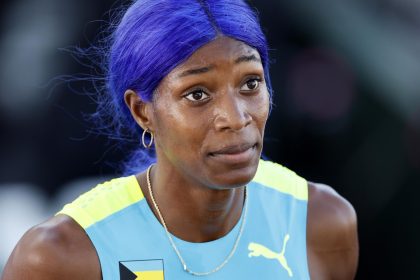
307, 182, 358, 247
1, 214, 101, 280
307, 182, 359, 280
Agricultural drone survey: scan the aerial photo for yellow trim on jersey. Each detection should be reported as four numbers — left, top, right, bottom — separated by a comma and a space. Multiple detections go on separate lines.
134, 270, 164, 279
253, 160, 308, 201
57, 176, 144, 229
57, 160, 306, 228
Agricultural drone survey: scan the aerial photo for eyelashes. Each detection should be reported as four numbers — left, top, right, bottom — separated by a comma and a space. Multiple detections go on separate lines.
183, 89, 210, 102
240, 77, 262, 92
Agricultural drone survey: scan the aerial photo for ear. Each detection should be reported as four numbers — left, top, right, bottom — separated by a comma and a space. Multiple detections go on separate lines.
124, 89, 154, 131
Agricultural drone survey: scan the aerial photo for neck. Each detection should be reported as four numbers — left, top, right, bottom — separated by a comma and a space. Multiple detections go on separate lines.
140, 163, 246, 243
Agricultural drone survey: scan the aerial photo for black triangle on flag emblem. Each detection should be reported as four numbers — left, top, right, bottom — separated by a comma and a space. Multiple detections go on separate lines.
119, 262, 137, 280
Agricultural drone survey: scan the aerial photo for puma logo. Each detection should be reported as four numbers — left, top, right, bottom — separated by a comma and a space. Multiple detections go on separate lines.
248, 234, 293, 277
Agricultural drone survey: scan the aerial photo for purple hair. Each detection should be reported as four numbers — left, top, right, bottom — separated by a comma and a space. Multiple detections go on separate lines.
99, 0, 271, 174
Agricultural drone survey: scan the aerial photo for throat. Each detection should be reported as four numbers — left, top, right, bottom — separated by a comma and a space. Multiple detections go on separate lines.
139, 167, 247, 243
163, 187, 246, 243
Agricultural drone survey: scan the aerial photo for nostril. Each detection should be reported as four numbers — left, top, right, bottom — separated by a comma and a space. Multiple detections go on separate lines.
212, 95, 252, 131
213, 110, 252, 132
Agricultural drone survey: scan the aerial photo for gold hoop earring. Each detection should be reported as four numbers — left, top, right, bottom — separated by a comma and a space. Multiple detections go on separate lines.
142, 129, 154, 149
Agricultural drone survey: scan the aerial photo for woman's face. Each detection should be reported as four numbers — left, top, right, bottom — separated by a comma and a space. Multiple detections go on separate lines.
147, 36, 270, 189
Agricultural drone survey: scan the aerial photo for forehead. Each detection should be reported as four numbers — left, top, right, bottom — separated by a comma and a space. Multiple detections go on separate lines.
173, 36, 261, 71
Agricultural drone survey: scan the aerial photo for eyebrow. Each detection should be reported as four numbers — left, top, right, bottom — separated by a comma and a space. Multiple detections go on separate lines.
178, 54, 261, 78
234, 54, 261, 64
178, 66, 213, 78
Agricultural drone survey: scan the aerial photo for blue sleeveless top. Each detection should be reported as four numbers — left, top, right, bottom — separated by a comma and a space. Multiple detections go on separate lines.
58, 160, 310, 279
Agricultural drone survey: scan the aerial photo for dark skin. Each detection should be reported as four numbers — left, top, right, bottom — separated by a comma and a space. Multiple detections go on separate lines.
1, 37, 358, 280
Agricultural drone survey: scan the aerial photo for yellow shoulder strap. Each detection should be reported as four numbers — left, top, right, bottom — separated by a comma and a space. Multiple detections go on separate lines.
57, 176, 144, 229
253, 159, 308, 201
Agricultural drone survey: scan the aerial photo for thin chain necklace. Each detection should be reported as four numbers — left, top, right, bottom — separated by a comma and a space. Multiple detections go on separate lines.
146, 165, 248, 276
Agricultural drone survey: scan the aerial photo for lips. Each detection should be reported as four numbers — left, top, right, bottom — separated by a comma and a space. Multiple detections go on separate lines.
208, 142, 257, 165
210, 143, 256, 156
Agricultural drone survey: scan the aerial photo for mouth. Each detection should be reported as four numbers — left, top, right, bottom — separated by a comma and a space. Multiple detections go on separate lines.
208, 142, 258, 165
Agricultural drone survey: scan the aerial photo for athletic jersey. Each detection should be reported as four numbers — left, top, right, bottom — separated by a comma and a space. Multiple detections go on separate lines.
58, 160, 310, 279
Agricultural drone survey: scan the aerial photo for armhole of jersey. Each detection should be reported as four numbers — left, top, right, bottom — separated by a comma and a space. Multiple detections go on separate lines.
56, 175, 145, 229
254, 159, 308, 201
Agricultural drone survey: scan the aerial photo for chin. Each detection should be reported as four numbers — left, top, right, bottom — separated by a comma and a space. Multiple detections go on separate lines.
208, 158, 259, 189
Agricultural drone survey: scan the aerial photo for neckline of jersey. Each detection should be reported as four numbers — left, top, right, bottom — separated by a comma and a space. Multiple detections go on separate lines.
131, 175, 253, 250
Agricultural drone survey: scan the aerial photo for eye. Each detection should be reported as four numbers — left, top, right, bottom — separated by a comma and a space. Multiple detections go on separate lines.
240, 77, 262, 92
184, 89, 210, 102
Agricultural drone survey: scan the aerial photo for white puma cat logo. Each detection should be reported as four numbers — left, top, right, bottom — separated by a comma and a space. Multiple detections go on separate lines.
248, 234, 293, 277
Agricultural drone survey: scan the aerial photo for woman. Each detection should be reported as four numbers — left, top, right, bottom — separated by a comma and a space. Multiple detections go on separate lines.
1, 0, 358, 279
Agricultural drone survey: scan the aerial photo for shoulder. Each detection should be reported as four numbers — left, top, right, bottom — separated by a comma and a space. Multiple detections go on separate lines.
253, 159, 308, 200
307, 182, 357, 240
307, 182, 359, 280
1, 215, 101, 280
57, 175, 143, 230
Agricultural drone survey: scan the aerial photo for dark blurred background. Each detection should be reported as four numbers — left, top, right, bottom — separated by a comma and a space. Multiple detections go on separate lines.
0, 0, 419, 278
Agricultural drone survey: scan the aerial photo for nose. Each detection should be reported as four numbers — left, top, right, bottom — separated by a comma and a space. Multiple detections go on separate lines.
214, 93, 252, 132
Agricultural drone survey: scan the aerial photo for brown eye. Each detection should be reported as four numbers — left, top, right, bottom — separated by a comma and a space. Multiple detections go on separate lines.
184, 89, 210, 102
192, 92, 203, 100
241, 78, 261, 91
247, 80, 258, 89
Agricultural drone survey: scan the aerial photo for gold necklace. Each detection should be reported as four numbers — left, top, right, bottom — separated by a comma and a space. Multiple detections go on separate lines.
146, 165, 248, 276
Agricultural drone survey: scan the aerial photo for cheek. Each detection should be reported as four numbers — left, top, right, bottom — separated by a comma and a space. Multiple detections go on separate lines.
252, 91, 270, 130
153, 99, 209, 155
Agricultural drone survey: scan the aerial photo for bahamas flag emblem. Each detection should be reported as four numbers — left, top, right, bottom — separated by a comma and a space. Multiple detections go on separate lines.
119, 259, 165, 280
